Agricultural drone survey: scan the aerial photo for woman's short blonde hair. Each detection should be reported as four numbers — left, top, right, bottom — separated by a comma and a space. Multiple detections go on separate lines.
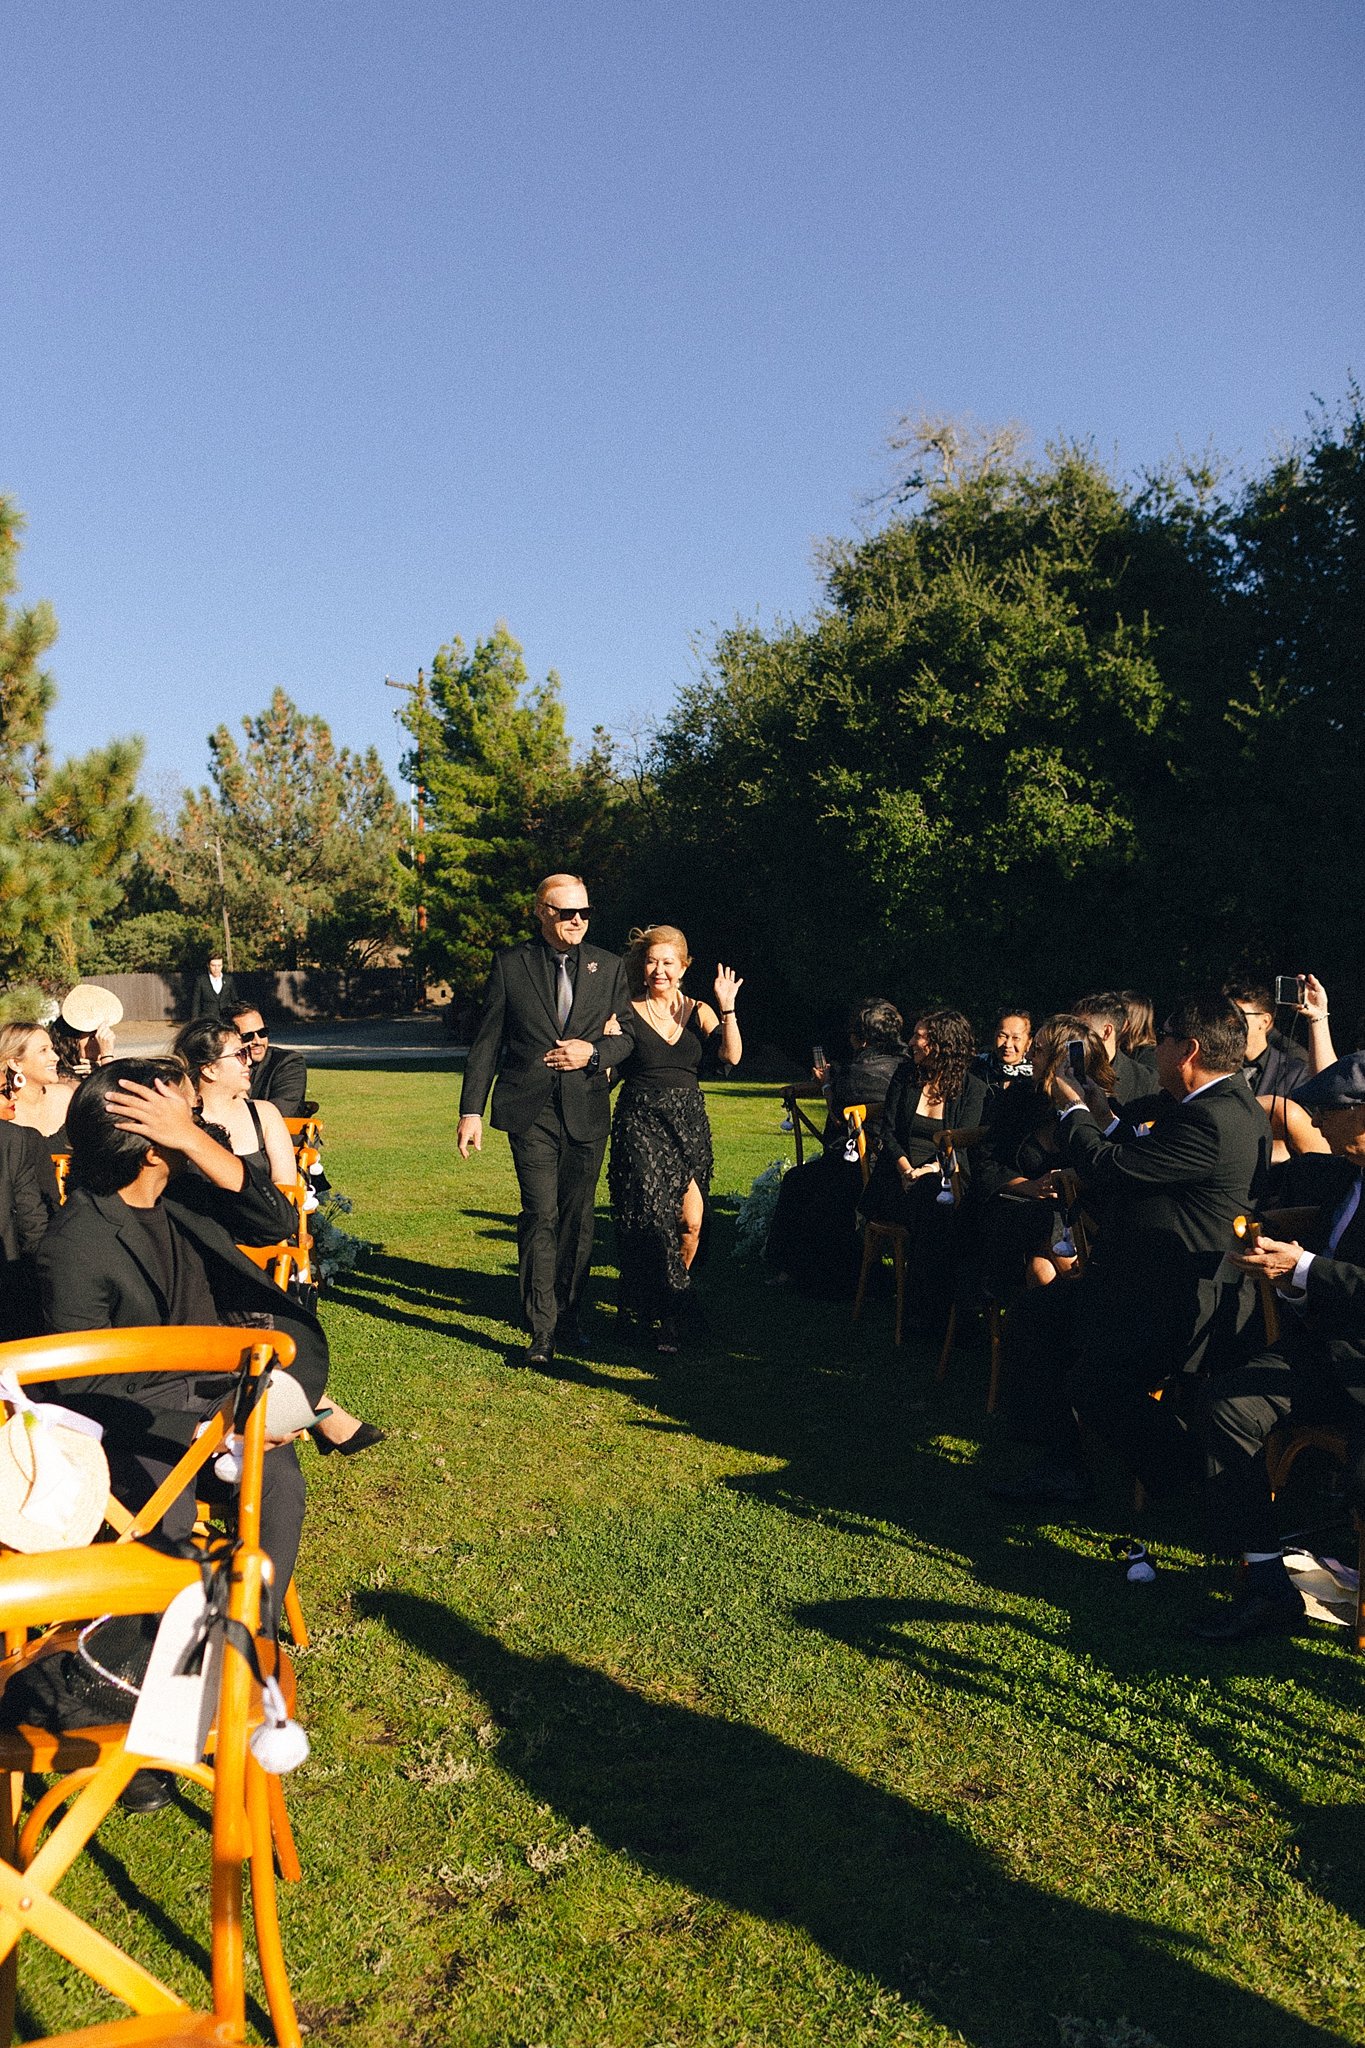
624, 924, 691, 995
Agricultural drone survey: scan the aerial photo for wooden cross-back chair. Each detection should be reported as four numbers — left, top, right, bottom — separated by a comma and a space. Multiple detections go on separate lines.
1264, 1424, 1365, 1654
777, 1087, 828, 1170
49, 1157, 70, 1205
0, 1331, 304, 2045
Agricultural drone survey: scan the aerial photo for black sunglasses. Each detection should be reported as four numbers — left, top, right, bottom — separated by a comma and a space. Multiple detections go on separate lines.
1155, 1025, 1188, 1044
546, 904, 591, 921
238, 1028, 268, 1043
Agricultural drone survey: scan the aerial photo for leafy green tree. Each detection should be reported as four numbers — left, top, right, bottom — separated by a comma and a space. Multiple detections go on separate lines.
154, 689, 405, 970
401, 625, 633, 989
0, 496, 148, 981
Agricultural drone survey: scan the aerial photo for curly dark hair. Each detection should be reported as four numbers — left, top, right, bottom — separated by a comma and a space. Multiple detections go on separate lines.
913, 1008, 975, 1104
848, 997, 904, 1055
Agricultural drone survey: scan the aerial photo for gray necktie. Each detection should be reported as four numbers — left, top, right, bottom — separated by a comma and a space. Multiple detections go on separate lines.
556, 953, 573, 1031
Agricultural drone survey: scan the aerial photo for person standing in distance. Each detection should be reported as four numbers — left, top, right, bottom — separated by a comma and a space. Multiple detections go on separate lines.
457, 874, 629, 1365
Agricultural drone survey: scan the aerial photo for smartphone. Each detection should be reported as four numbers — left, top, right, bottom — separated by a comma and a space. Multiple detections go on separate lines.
1274, 974, 1305, 1008
1065, 1038, 1088, 1087
812, 1044, 825, 1070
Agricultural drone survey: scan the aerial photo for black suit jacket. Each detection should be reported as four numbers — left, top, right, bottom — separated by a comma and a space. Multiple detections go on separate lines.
36, 1163, 328, 1452
459, 940, 630, 1143
1060, 1075, 1271, 1371
1258, 1153, 1365, 1404
875, 1065, 992, 1186
249, 1046, 308, 1117
190, 972, 242, 1020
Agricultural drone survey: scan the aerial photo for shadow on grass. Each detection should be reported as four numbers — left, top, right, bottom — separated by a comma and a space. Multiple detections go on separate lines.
364, 1590, 1343, 2048
328, 1250, 522, 1351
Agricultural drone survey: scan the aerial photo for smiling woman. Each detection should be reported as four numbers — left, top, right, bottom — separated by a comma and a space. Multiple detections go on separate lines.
594, 923, 744, 1353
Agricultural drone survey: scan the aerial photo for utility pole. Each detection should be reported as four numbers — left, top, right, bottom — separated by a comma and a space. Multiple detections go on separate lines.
384, 671, 427, 950
212, 831, 234, 971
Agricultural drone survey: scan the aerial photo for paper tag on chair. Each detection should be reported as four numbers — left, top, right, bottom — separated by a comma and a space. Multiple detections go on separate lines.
125, 1582, 223, 1765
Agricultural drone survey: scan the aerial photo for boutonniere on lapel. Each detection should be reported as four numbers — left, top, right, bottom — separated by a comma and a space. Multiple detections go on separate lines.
586, 960, 598, 973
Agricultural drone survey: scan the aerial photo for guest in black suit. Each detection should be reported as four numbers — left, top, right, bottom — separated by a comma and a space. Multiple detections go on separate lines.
458, 874, 630, 1363
1193, 1054, 1365, 1640
36, 1059, 329, 1597
1224, 982, 1309, 1104
992, 994, 1270, 1505
189, 954, 241, 1020
227, 1004, 309, 1116
1074, 992, 1150, 1105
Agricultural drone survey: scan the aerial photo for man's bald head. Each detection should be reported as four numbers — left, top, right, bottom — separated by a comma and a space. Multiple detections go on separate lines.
533, 874, 591, 951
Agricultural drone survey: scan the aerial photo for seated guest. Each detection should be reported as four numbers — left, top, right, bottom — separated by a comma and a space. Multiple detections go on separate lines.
228, 1004, 309, 1117
991, 994, 1269, 1506
1118, 990, 1159, 1080
1073, 992, 1150, 1103
36, 1059, 324, 1598
190, 952, 241, 1021
859, 1008, 988, 1325
1224, 982, 1309, 1102
174, 1017, 299, 1187
0, 1066, 49, 1340
974, 1008, 1033, 1090
765, 998, 905, 1295
0, 1020, 78, 1144
1194, 1053, 1365, 1641
977, 1015, 1113, 1302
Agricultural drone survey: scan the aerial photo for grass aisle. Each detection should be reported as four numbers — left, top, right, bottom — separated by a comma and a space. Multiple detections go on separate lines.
22, 1071, 1365, 2046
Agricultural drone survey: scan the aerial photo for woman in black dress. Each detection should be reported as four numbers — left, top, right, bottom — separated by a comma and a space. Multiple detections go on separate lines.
599, 924, 743, 1351
859, 1007, 989, 1324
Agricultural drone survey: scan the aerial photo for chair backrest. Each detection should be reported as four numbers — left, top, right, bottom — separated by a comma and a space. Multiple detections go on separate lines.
50, 1154, 70, 1204
0, 1534, 269, 2041
843, 1105, 879, 1189
778, 1085, 826, 1169
0, 1328, 296, 1555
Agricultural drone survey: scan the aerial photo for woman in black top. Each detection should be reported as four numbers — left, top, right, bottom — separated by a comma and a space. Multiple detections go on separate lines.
860, 1008, 989, 1321
597, 924, 743, 1351
764, 997, 905, 1295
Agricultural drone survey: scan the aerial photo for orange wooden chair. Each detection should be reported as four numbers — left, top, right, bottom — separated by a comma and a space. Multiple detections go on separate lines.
0, 1332, 304, 2043
49, 1157, 70, 1205
848, 1107, 916, 1347
1264, 1422, 1365, 1654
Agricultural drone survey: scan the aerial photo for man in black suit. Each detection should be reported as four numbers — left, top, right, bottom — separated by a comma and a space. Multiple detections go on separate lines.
992, 993, 1270, 1504
36, 1059, 329, 1597
228, 1004, 309, 1116
458, 873, 629, 1363
1193, 1053, 1365, 1639
189, 953, 241, 1020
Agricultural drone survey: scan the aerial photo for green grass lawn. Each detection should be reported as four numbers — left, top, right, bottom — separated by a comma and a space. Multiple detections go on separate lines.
16, 1071, 1365, 2046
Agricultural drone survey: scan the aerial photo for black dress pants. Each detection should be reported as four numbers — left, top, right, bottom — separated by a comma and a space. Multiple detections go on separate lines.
1200, 1339, 1365, 1556
508, 1098, 608, 1342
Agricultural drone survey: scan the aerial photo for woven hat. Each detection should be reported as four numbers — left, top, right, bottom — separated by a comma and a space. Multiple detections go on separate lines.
60, 983, 124, 1034
0, 1404, 109, 1552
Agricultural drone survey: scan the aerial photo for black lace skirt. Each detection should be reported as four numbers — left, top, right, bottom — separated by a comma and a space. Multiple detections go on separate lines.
608, 1084, 714, 1320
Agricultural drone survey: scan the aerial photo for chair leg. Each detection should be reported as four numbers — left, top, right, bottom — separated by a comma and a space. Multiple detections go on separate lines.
1355, 1513, 1365, 1657
935, 1303, 956, 1382
0, 1771, 17, 2048
247, 1761, 303, 2048
986, 1305, 1003, 1414
893, 1236, 906, 1347
282, 1578, 309, 1650
266, 1770, 303, 1885
852, 1233, 876, 1323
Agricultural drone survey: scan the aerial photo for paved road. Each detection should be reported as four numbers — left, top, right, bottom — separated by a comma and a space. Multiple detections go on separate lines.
114, 1015, 468, 1063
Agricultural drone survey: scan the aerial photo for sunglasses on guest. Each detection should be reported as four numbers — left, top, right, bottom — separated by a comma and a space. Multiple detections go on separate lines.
237, 1028, 269, 1043
546, 905, 592, 922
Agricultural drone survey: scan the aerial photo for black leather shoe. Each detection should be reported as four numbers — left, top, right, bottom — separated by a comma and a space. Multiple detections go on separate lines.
526, 1337, 554, 1367
986, 1465, 1092, 1506
1187, 1591, 1306, 1643
121, 1768, 174, 1815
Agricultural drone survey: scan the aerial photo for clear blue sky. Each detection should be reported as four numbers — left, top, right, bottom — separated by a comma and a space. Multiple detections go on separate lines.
3, 0, 1361, 804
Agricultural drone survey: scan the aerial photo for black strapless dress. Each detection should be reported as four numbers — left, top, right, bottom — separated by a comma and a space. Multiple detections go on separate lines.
606, 1005, 716, 1325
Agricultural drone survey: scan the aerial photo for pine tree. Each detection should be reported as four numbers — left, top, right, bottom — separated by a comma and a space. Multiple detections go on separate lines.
0, 496, 148, 980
